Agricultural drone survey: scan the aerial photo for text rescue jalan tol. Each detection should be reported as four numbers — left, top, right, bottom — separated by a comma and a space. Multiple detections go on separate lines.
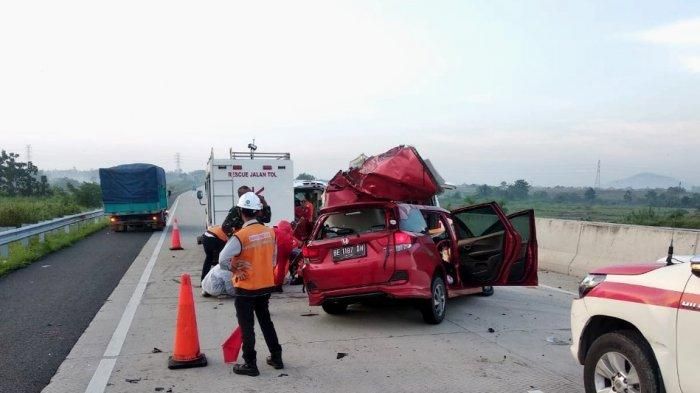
228, 171, 278, 178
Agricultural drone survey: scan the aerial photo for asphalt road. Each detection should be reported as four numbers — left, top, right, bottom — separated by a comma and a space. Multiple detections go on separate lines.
0, 229, 151, 393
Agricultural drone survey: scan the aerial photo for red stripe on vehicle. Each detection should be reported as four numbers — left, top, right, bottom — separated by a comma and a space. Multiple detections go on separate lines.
591, 263, 665, 276
680, 292, 700, 312
588, 282, 683, 309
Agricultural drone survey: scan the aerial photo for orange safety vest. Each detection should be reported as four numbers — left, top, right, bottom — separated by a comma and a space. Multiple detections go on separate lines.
232, 223, 276, 293
207, 226, 229, 242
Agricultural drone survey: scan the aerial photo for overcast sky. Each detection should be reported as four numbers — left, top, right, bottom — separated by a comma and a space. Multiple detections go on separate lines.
1, 0, 699, 186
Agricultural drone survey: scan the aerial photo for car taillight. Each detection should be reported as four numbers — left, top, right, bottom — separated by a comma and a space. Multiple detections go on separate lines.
578, 274, 606, 298
394, 231, 414, 252
110, 217, 116, 222
152, 216, 158, 221
302, 246, 320, 258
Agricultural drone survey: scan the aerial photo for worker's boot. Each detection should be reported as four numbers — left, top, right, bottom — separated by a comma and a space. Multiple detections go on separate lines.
266, 351, 284, 369
232, 362, 259, 377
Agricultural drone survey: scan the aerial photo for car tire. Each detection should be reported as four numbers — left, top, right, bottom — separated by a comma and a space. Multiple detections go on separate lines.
421, 276, 447, 324
322, 302, 348, 315
480, 286, 494, 296
583, 330, 660, 393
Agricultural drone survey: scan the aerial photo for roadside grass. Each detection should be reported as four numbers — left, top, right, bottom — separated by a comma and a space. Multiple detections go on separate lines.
441, 197, 700, 230
505, 201, 699, 229
0, 218, 108, 277
0, 196, 85, 227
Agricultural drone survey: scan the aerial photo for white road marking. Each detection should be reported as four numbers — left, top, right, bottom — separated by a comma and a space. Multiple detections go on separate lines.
85, 196, 180, 393
528, 390, 545, 393
537, 284, 577, 296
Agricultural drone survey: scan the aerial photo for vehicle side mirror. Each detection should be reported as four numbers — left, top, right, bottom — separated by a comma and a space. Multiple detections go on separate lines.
196, 190, 203, 200
691, 255, 700, 278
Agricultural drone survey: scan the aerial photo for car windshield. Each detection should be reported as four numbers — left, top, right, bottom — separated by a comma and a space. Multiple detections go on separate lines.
316, 207, 387, 239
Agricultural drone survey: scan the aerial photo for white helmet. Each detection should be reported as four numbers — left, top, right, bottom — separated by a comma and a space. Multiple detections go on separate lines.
237, 191, 263, 211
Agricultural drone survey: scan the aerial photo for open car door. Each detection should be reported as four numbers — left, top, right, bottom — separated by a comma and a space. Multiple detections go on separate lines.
505, 210, 538, 285
450, 202, 524, 286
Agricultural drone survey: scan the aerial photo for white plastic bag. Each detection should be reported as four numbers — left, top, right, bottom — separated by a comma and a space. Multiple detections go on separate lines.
202, 264, 236, 296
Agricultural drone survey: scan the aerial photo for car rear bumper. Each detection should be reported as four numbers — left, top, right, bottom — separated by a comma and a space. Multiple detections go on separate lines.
305, 281, 431, 306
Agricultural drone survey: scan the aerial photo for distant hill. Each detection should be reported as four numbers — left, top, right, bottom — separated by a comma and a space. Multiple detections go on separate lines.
607, 173, 684, 189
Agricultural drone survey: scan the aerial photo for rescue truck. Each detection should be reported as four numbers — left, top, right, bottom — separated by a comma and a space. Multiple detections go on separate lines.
201, 146, 295, 227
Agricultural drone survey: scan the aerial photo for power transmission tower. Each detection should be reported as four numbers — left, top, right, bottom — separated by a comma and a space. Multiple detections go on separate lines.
175, 153, 182, 173
26, 144, 32, 162
594, 160, 601, 189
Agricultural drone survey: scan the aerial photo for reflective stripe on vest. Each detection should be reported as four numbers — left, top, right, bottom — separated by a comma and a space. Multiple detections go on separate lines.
207, 226, 228, 242
233, 224, 276, 292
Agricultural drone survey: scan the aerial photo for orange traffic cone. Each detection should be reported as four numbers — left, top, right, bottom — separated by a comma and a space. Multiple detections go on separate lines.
169, 218, 184, 250
168, 273, 207, 369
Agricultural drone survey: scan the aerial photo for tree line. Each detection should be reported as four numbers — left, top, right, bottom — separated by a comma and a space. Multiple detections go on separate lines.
0, 150, 102, 208
444, 179, 700, 210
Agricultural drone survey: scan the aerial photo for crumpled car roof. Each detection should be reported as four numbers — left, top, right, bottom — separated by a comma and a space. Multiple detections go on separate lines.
323, 145, 443, 208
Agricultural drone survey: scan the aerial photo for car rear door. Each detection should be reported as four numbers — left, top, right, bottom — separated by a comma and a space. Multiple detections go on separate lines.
505, 210, 538, 285
450, 202, 522, 286
303, 206, 396, 290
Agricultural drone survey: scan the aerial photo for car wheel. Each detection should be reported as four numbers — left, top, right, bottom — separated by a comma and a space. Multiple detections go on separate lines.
322, 302, 348, 315
480, 286, 494, 296
421, 276, 447, 324
584, 330, 660, 393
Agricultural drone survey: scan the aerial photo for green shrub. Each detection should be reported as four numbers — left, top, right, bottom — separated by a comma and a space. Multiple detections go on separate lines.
0, 196, 83, 227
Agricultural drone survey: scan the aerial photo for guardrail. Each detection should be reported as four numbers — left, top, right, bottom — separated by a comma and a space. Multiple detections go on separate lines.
0, 209, 104, 258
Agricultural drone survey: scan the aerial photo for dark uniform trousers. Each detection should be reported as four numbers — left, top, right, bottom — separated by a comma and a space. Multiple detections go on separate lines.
201, 235, 226, 281
234, 294, 282, 364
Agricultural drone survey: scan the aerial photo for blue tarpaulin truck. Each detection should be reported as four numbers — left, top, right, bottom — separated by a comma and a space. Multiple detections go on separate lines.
99, 163, 168, 231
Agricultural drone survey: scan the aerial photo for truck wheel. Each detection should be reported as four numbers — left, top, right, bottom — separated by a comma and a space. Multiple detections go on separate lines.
421, 276, 446, 324
583, 330, 660, 393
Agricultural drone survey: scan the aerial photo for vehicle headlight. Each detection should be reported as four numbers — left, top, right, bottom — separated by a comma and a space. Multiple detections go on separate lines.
578, 274, 606, 298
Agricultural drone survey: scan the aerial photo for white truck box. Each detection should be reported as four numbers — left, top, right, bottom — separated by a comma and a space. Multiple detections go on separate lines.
204, 151, 294, 227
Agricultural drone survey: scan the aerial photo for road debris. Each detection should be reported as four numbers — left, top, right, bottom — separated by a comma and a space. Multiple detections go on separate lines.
125, 378, 141, 384
151, 347, 162, 353
278, 373, 289, 377
488, 328, 495, 333
546, 336, 570, 345
337, 352, 348, 359
300, 313, 318, 317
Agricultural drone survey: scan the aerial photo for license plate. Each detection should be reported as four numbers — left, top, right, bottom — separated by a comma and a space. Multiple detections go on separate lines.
332, 243, 367, 262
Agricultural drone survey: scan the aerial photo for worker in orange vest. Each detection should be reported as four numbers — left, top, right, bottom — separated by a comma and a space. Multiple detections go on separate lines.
219, 192, 282, 376
200, 220, 233, 284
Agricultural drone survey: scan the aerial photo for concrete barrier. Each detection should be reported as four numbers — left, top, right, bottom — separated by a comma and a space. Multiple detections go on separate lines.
536, 218, 699, 278
535, 218, 583, 275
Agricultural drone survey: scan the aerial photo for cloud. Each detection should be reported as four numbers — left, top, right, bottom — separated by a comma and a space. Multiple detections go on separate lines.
681, 55, 700, 73
634, 17, 700, 46
632, 17, 700, 73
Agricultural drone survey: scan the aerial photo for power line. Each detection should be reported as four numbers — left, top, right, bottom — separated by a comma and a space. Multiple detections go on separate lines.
26, 144, 32, 162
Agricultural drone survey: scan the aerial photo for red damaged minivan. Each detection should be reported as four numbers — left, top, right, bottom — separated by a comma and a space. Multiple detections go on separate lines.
301, 201, 538, 324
